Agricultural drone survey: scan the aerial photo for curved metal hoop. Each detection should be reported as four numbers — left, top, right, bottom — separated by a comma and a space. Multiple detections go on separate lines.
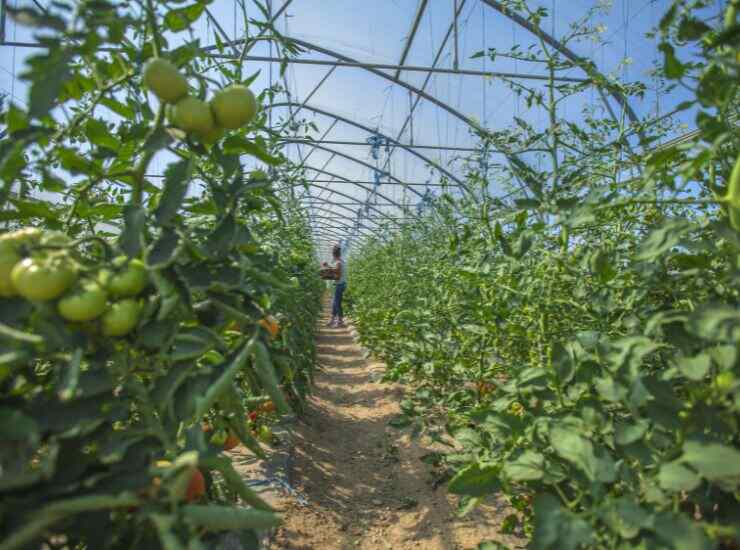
312, 222, 375, 238
267, 101, 467, 192
301, 199, 379, 221
306, 205, 385, 236
291, 142, 429, 199
305, 204, 383, 228
214, 36, 488, 138
288, 164, 416, 217
312, 224, 371, 243
281, 179, 406, 227
480, 0, 639, 128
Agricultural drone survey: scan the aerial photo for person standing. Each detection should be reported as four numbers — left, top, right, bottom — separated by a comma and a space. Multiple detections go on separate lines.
327, 244, 347, 327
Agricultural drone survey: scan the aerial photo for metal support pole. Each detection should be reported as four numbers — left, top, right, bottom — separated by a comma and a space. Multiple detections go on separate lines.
395, 0, 429, 80
288, 66, 336, 123
204, 7, 240, 57
267, 0, 273, 131
0, 0, 7, 44
378, 0, 468, 189
453, 0, 459, 70
296, 119, 339, 202
408, 91, 414, 146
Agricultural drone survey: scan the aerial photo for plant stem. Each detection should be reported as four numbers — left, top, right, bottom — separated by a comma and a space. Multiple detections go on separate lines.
132, 106, 165, 207
144, 0, 162, 58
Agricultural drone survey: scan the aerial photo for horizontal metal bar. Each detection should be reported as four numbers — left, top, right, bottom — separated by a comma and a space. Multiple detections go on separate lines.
0, 41, 581, 82
311, 215, 412, 220
207, 54, 588, 82
280, 138, 480, 152
0, 40, 63, 48
308, 179, 452, 187
303, 201, 399, 207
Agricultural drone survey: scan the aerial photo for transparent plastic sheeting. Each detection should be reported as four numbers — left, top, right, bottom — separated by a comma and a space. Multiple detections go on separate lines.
0, 0, 699, 253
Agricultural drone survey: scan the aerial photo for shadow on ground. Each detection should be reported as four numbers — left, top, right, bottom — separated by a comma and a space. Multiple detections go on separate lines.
269, 300, 524, 550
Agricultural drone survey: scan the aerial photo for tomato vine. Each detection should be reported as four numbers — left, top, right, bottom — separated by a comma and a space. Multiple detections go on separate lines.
0, 1, 321, 548
350, 1, 740, 548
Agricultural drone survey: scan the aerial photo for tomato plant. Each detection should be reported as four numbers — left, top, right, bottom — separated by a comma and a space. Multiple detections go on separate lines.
350, 2, 739, 548
0, 0, 321, 548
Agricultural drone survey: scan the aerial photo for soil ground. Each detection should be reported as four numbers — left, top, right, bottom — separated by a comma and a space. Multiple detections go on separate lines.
267, 301, 524, 550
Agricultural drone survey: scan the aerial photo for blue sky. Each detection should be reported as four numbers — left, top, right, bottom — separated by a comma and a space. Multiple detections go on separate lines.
0, 0, 712, 250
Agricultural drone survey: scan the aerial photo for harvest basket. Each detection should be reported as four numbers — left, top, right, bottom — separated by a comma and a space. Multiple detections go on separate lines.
319, 267, 336, 280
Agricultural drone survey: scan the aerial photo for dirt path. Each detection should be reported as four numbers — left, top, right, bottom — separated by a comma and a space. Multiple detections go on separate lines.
267, 302, 523, 550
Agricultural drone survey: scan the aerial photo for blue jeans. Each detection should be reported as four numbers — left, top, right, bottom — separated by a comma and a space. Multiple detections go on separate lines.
332, 282, 346, 319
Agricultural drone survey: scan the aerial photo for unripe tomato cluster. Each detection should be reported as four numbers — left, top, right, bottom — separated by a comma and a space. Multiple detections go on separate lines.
143, 58, 259, 146
247, 401, 276, 444
0, 228, 148, 337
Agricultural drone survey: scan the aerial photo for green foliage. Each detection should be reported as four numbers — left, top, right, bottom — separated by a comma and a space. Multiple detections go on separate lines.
350, 1, 739, 548
0, 0, 322, 548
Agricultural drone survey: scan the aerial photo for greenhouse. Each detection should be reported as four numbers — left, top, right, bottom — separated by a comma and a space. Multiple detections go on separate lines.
0, 0, 738, 548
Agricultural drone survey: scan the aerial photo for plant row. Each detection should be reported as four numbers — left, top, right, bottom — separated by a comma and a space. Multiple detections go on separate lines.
0, 0, 323, 548
349, 2, 739, 548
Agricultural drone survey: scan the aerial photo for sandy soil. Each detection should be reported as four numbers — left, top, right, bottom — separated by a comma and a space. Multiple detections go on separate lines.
267, 302, 524, 550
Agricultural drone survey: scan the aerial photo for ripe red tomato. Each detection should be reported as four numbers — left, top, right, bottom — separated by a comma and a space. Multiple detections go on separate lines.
185, 468, 206, 502
222, 433, 240, 451
258, 316, 280, 339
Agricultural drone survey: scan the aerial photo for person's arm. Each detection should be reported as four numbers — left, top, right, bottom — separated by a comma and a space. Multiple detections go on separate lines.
333, 260, 342, 280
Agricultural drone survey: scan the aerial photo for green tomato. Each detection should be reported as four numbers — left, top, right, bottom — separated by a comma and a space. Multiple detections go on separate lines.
198, 125, 225, 146
101, 257, 148, 297
0, 241, 21, 297
143, 58, 189, 104
716, 371, 736, 392
238, 243, 260, 254
39, 230, 71, 248
1, 227, 42, 248
726, 153, 740, 231
249, 170, 268, 183
258, 425, 273, 444
210, 85, 258, 129
58, 281, 108, 322
101, 299, 141, 337
201, 350, 225, 365
171, 96, 215, 135
11, 256, 77, 302
725, 4, 737, 30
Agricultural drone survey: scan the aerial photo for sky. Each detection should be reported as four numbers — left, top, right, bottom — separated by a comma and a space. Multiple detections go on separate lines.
0, 0, 718, 255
